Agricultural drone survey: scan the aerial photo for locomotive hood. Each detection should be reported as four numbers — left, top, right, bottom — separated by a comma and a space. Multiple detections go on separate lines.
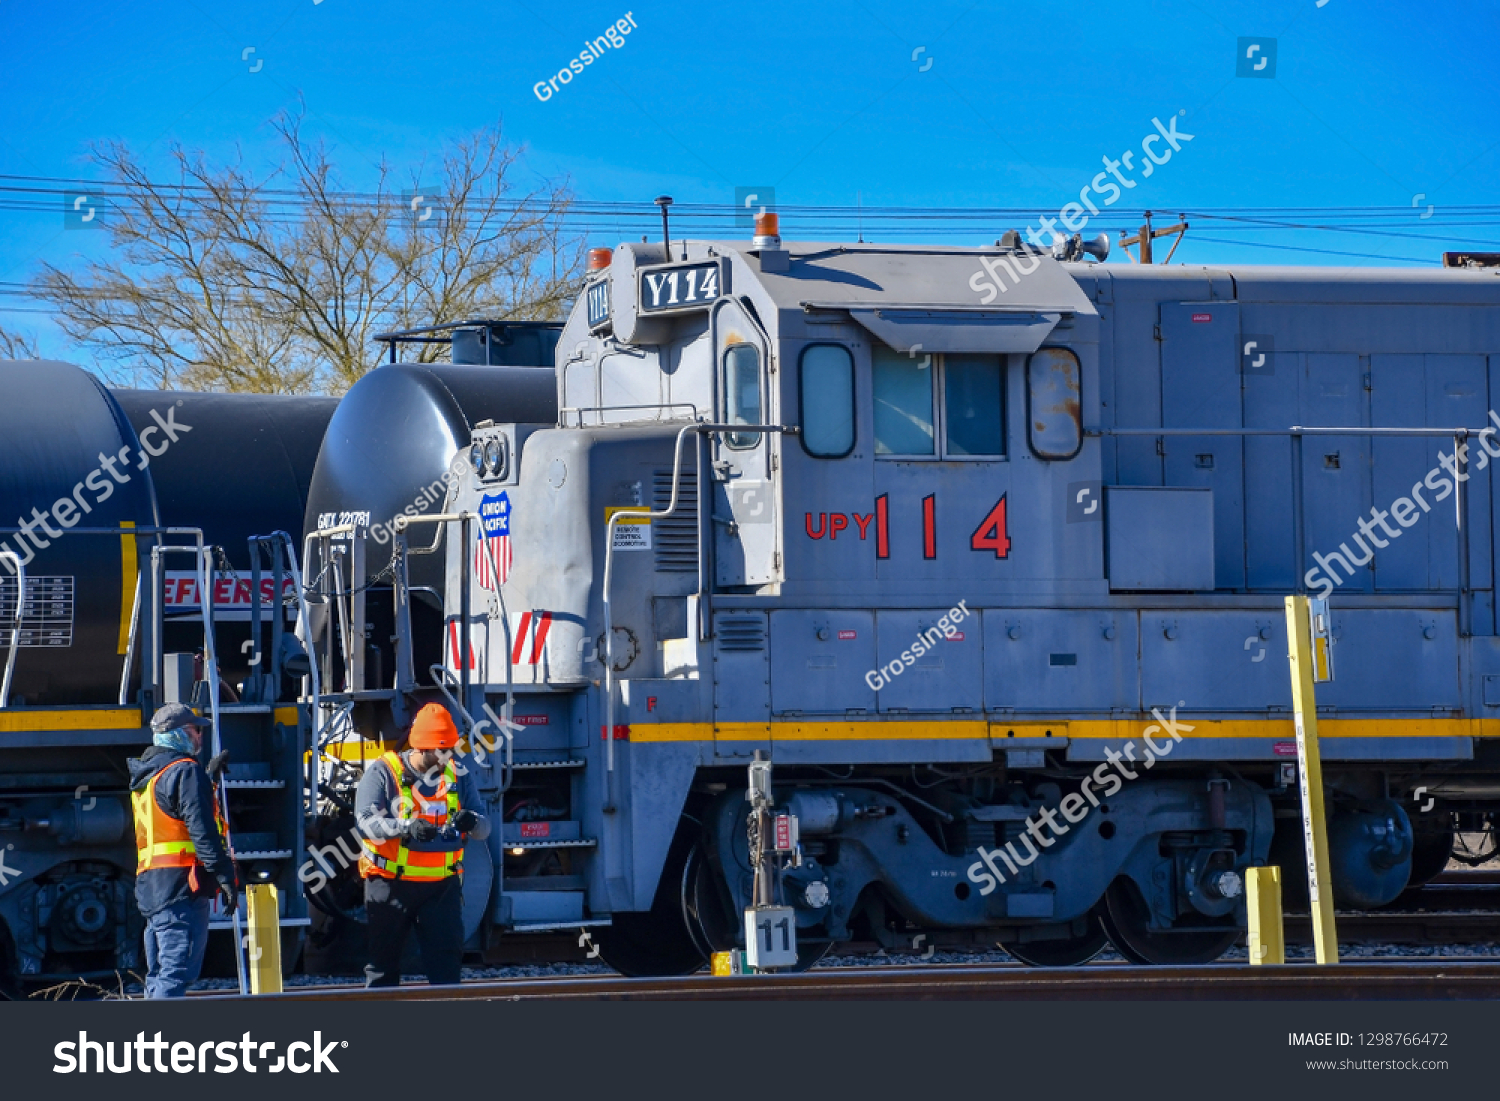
600, 238, 1098, 352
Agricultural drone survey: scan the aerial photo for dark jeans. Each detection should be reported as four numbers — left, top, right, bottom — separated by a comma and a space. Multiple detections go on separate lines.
364, 875, 464, 987
144, 898, 211, 999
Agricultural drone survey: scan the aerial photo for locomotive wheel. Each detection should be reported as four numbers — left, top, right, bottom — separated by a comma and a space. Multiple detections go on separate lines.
785, 940, 833, 972
594, 820, 710, 978
1406, 822, 1455, 889
682, 845, 831, 971
1100, 878, 1238, 966
1004, 910, 1109, 967
592, 912, 707, 978
681, 843, 737, 959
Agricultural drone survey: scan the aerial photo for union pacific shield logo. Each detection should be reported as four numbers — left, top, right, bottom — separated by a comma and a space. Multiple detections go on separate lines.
475, 491, 512, 589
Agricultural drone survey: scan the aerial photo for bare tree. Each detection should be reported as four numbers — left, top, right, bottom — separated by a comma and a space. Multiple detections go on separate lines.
32, 108, 583, 393
0, 326, 40, 360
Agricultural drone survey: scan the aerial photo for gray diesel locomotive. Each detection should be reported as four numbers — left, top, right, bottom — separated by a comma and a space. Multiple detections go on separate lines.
305, 218, 1500, 973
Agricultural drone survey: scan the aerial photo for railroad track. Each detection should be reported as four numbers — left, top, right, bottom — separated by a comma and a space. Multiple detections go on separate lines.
220, 960, 1500, 1002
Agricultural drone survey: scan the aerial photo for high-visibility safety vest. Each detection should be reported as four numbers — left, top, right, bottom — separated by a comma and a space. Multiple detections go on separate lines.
132, 757, 226, 891
359, 751, 464, 880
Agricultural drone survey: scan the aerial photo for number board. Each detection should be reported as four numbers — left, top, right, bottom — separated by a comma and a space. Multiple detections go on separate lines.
744, 905, 798, 970
586, 278, 611, 330
638, 261, 721, 315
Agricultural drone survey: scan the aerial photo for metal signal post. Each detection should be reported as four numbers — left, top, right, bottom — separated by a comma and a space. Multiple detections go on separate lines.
1284, 594, 1339, 964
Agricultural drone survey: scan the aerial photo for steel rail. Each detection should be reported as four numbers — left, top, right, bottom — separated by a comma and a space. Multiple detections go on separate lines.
213, 960, 1500, 1003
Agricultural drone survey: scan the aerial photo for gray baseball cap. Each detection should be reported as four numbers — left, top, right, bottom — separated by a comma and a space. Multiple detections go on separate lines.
150, 702, 209, 735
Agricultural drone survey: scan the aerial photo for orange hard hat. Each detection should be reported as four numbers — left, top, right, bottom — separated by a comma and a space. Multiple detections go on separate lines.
408, 703, 460, 749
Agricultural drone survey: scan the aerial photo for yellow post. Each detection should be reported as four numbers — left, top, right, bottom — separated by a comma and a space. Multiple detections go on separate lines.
245, 883, 283, 994
1245, 866, 1285, 965
1284, 595, 1339, 964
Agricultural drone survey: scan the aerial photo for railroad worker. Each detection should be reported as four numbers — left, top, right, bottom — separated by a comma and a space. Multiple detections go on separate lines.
128, 703, 239, 999
356, 702, 490, 987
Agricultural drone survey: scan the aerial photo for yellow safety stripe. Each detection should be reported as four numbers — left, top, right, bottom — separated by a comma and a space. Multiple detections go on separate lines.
630, 717, 1500, 743
320, 715, 1500, 751
0, 709, 144, 733
118, 522, 137, 655
148, 841, 195, 857
133, 787, 153, 859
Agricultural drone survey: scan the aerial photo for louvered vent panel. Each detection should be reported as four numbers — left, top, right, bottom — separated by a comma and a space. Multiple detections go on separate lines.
716, 614, 766, 652
652, 468, 698, 572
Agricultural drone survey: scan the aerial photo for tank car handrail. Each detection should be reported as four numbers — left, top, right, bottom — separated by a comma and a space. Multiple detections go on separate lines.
0, 549, 25, 708
118, 568, 143, 707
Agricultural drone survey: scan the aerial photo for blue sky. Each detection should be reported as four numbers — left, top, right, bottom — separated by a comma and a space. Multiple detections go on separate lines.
2, 0, 1498, 352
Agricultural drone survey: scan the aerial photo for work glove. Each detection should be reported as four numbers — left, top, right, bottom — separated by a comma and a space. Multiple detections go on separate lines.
207, 750, 231, 781
219, 881, 239, 917
405, 818, 438, 842
452, 809, 479, 833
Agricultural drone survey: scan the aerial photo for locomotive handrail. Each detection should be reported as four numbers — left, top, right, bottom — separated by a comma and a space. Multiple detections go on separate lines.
0, 549, 25, 709
1089, 426, 1484, 436
559, 402, 700, 428
600, 421, 798, 813
397, 510, 519, 793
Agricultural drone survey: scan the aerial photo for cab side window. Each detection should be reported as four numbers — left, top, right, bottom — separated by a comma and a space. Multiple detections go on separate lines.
1026, 347, 1082, 460
873, 344, 1004, 459
799, 344, 855, 457
873, 345, 935, 455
